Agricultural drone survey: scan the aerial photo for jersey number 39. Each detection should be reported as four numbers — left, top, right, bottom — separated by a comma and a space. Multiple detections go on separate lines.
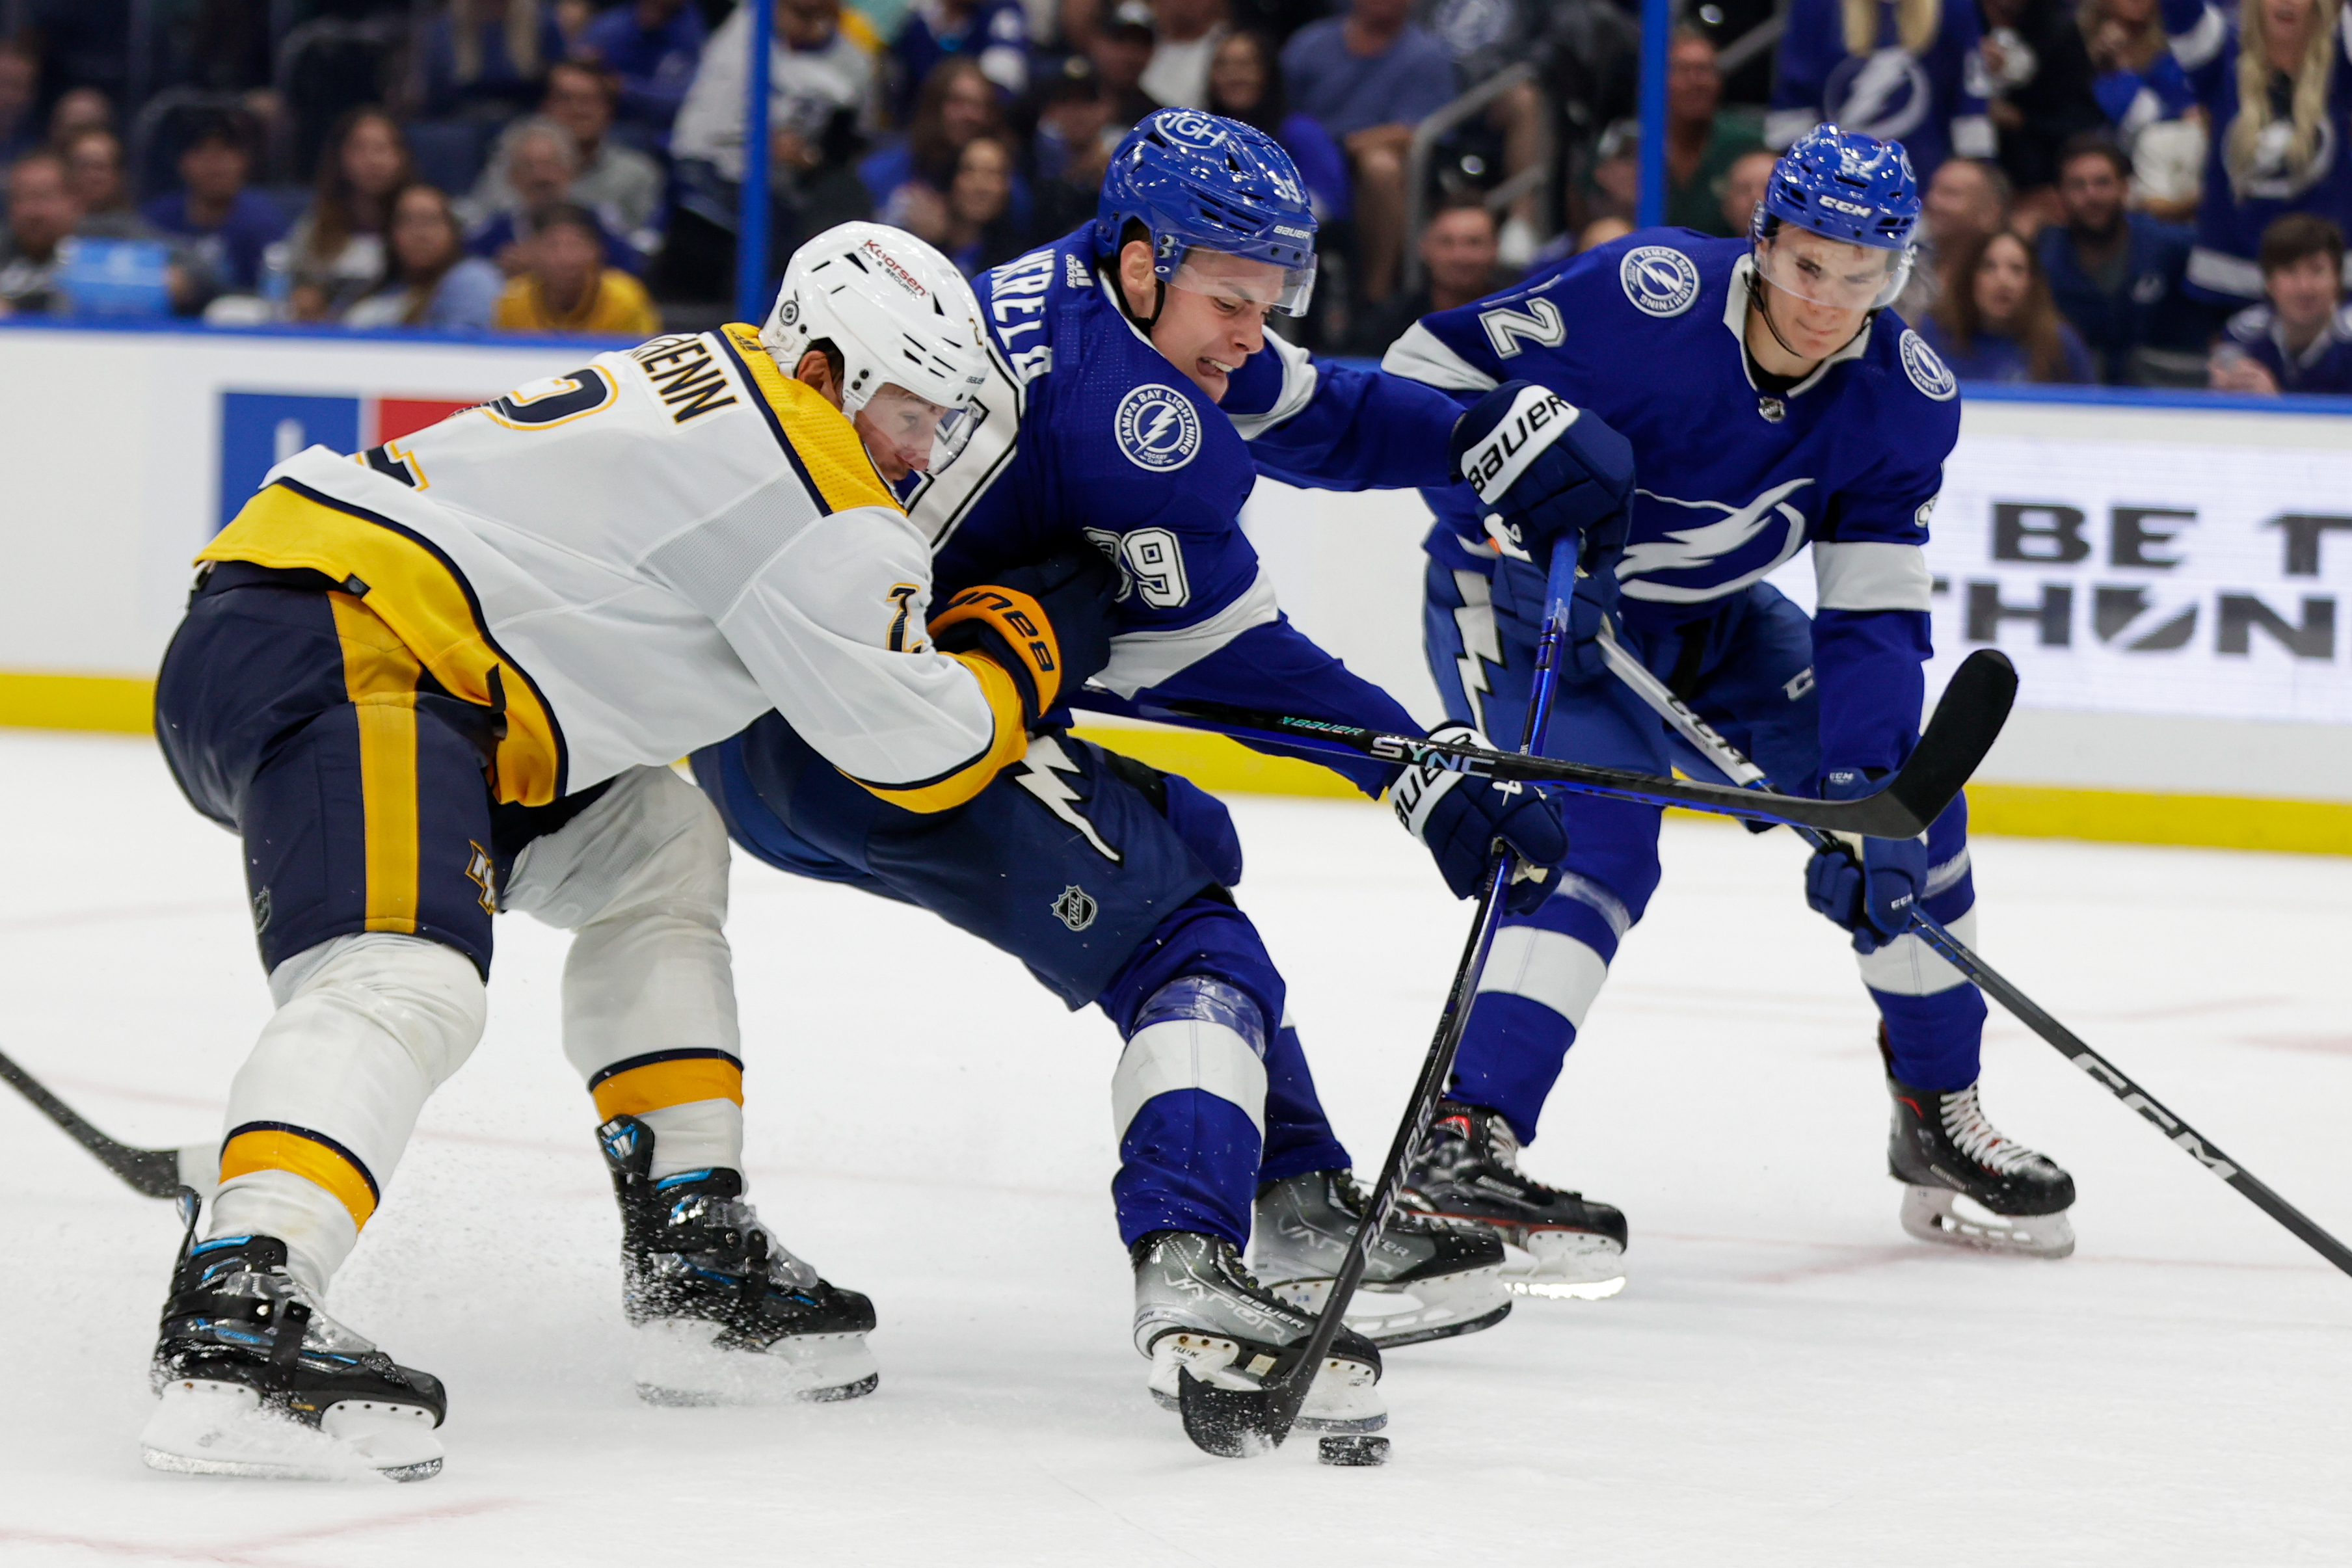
1084, 526, 1190, 609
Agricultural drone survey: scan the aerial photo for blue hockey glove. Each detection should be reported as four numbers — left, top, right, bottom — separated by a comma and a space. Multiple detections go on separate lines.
1491, 548, 1622, 686
1449, 381, 1635, 567
1391, 722, 1568, 914
1803, 768, 1927, 953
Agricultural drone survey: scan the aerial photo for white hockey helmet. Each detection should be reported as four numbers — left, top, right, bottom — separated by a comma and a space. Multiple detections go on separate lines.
760, 221, 989, 419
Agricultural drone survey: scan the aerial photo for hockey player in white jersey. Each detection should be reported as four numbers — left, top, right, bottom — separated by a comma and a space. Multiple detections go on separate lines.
138, 224, 1113, 1480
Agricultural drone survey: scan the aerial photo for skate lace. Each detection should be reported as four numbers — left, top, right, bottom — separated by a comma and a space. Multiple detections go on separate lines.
1938, 1085, 2040, 1176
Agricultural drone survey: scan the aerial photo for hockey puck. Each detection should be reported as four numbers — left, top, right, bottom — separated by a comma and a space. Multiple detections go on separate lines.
1317, 1435, 1389, 1467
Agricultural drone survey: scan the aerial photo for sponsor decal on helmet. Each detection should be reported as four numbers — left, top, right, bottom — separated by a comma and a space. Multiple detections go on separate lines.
1898, 329, 1957, 401
860, 238, 929, 299
1114, 384, 1203, 472
1619, 245, 1702, 317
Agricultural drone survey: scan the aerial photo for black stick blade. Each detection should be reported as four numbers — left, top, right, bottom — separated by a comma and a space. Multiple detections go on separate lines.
0, 1043, 193, 1199
1175, 1364, 1294, 1457
1884, 650, 2018, 836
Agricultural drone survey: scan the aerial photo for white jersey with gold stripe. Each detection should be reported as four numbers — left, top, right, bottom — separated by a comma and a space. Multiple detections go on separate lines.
202, 324, 1025, 810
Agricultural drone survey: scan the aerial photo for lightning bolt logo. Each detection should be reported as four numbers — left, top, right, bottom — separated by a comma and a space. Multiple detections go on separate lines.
1014, 736, 1121, 862
1450, 569, 1501, 734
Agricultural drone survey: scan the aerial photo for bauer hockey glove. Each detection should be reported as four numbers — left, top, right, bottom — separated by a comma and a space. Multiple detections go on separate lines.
1392, 722, 1568, 914
929, 546, 1122, 728
1802, 768, 1929, 953
1449, 380, 1635, 568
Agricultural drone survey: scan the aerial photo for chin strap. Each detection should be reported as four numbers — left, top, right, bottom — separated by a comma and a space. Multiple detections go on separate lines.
1750, 280, 1872, 375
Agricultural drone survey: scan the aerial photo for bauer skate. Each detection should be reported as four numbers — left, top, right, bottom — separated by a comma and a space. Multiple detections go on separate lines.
1132, 1230, 1385, 1433
1888, 1074, 2076, 1258
1400, 1101, 1628, 1299
140, 1234, 446, 1482
1249, 1169, 1511, 1347
600, 1115, 878, 1405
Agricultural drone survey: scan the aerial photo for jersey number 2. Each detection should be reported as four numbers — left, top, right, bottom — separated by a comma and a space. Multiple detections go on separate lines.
1479, 299, 1566, 359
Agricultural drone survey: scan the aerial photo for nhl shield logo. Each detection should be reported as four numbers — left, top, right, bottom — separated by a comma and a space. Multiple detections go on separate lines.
1898, 329, 1958, 401
1050, 884, 1098, 932
1114, 384, 1202, 472
1620, 245, 1701, 317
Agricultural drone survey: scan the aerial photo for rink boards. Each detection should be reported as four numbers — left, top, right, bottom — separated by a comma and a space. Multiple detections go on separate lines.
0, 320, 2345, 851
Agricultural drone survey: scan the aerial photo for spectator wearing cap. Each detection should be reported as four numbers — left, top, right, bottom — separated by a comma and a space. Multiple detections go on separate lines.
0, 152, 79, 315
1028, 55, 1122, 240
494, 201, 660, 333
2209, 214, 2352, 394
421, 0, 569, 121
1767, 0, 1992, 185
2038, 131, 2202, 383
1662, 29, 1765, 237
345, 183, 506, 329
141, 113, 287, 295
0, 40, 39, 168
1205, 29, 1349, 221
1346, 196, 1503, 352
1141, 0, 1230, 108
468, 120, 644, 276
581, 0, 710, 136
895, 0, 1032, 122
474, 64, 665, 256
666, 0, 879, 299
1281, 0, 1457, 303
1093, 2, 1169, 128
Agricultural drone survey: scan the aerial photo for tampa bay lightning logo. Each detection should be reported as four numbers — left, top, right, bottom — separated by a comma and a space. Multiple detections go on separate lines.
1114, 384, 1203, 471
1824, 48, 1932, 142
1620, 478, 1816, 604
1620, 246, 1700, 317
1899, 330, 1958, 401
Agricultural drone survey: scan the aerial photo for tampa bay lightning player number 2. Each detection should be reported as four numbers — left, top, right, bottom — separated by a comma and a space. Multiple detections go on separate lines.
1385, 126, 2079, 1286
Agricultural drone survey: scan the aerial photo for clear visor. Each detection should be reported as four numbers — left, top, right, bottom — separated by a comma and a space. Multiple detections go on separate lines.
1167, 254, 1318, 318
858, 383, 970, 474
1754, 232, 1914, 312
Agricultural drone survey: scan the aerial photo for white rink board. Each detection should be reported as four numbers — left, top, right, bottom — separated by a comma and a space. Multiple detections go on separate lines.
0, 730, 2347, 1565
0, 322, 2346, 794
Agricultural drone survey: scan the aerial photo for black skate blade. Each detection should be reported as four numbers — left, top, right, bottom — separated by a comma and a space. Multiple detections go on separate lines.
1175, 1364, 1294, 1458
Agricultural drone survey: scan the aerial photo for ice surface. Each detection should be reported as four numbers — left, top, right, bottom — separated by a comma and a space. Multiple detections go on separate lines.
1, 729, 2347, 1565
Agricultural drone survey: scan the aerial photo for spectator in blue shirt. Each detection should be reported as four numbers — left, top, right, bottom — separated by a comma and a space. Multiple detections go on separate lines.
2038, 131, 2206, 383
344, 183, 507, 329
1920, 227, 2100, 382
1281, 0, 1456, 302
895, 0, 1032, 122
140, 113, 287, 296
2210, 213, 2352, 394
1205, 28, 1350, 222
581, 0, 709, 137
421, 0, 569, 121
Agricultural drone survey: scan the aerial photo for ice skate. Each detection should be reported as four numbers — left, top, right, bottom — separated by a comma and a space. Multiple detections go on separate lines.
1889, 1076, 2076, 1258
1400, 1101, 1629, 1298
1249, 1169, 1511, 1347
600, 1115, 878, 1405
140, 1234, 446, 1482
1132, 1230, 1385, 1433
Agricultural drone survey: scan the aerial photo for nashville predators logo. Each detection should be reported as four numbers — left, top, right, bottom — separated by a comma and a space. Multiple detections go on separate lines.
464, 841, 497, 915
1114, 384, 1201, 472
1050, 884, 1098, 932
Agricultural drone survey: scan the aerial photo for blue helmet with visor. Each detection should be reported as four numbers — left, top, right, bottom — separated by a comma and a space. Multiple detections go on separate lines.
1095, 109, 1318, 318
1748, 126, 1922, 312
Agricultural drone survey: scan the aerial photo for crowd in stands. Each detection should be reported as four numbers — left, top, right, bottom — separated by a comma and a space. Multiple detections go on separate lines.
0, 0, 2344, 393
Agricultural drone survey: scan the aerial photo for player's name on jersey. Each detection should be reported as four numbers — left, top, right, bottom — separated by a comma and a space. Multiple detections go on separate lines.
627, 334, 739, 425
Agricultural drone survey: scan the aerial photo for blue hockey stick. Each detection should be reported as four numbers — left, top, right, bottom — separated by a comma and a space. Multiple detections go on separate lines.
1596, 624, 2352, 1281
1175, 546, 1584, 1457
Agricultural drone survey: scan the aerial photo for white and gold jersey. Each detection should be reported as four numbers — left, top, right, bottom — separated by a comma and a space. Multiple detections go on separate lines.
201, 324, 1025, 810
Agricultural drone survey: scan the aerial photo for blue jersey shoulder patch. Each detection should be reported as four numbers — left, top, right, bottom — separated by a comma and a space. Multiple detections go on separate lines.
1619, 244, 1702, 317
1896, 328, 1958, 401
1114, 384, 1204, 471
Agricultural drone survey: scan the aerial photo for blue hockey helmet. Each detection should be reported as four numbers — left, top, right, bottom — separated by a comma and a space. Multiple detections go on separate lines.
1750, 126, 1921, 310
1094, 109, 1318, 316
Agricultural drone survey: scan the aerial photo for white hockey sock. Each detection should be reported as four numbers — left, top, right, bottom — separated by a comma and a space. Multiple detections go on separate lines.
209, 933, 487, 1292
633, 1098, 747, 1180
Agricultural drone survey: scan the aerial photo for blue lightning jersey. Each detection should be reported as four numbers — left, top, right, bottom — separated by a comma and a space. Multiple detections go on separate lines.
903, 226, 1463, 791
1385, 230, 1961, 777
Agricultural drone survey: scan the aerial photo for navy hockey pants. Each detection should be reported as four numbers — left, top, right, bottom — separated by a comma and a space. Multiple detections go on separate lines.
695, 713, 1352, 1251
1424, 558, 1984, 1145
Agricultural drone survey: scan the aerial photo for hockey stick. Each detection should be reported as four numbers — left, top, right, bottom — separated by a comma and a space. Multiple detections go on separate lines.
1133, 647, 2015, 841
0, 1042, 204, 1201
1175, 550, 1585, 1458
1597, 626, 2352, 1281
